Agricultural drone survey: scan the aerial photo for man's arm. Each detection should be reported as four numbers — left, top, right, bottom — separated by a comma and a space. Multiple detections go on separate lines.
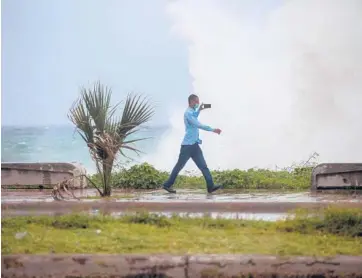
186, 112, 214, 132
194, 103, 206, 117
194, 109, 200, 117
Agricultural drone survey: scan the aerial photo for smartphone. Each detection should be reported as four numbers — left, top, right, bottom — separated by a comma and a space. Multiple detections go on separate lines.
203, 104, 211, 109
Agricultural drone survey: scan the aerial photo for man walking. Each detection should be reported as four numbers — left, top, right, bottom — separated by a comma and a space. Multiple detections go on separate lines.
163, 94, 222, 194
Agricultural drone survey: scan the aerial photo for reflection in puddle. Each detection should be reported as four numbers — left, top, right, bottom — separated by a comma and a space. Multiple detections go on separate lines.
3, 209, 288, 221
108, 211, 288, 221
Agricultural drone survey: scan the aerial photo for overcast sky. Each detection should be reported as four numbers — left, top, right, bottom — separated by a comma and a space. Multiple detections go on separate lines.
3, 0, 362, 170
2, 0, 191, 126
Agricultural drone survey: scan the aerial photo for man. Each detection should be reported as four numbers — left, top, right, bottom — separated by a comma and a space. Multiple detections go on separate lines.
163, 94, 222, 194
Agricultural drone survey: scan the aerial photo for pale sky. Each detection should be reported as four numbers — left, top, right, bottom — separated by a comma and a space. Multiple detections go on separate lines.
3, 0, 361, 170
2, 0, 191, 126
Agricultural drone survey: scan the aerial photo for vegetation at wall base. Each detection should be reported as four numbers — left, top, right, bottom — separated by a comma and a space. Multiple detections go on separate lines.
89, 162, 313, 190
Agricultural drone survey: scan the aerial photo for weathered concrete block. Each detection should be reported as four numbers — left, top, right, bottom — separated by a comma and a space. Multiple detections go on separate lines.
1, 162, 87, 189
187, 254, 362, 277
2, 254, 362, 277
311, 163, 362, 191
2, 254, 186, 277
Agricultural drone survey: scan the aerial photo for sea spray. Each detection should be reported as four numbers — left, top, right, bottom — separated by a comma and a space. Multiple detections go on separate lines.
145, 0, 362, 172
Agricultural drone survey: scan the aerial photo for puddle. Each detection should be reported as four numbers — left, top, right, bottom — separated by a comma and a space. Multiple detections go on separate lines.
2, 188, 361, 204
117, 190, 361, 203
2, 209, 288, 221
109, 211, 288, 221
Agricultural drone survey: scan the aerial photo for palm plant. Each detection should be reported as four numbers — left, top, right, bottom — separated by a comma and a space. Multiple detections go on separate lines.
68, 81, 154, 196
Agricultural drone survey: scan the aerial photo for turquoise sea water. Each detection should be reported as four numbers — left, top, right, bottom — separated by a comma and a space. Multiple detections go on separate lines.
1, 125, 168, 173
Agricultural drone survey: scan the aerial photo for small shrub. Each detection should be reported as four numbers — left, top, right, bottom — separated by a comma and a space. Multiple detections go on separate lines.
23, 214, 106, 229
112, 163, 168, 189
279, 207, 362, 237
322, 207, 362, 236
121, 212, 171, 227
213, 168, 311, 190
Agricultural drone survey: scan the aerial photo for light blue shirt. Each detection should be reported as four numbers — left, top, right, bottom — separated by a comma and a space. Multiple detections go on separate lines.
181, 107, 214, 145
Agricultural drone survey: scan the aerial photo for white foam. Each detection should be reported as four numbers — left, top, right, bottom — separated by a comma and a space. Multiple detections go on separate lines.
146, 0, 362, 171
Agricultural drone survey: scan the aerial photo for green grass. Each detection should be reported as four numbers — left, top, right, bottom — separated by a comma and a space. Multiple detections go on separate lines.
2, 208, 361, 256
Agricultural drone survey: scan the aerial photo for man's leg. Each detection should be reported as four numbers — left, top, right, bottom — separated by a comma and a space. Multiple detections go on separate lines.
163, 145, 192, 191
191, 144, 220, 193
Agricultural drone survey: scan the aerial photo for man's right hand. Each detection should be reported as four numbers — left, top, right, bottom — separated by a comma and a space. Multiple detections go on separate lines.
213, 128, 222, 135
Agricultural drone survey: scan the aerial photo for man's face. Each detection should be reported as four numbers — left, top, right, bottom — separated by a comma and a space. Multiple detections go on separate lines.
191, 97, 200, 108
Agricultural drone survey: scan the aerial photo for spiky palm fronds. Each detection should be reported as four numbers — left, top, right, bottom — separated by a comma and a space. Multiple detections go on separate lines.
68, 81, 154, 196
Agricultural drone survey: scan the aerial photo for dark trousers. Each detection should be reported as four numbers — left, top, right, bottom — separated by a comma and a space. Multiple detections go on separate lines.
163, 143, 215, 190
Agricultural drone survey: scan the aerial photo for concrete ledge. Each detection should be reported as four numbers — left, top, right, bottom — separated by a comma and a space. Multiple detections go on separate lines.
2, 201, 362, 215
2, 254, 362, 277
1, 162, 87, 189
311, 163, 362, 191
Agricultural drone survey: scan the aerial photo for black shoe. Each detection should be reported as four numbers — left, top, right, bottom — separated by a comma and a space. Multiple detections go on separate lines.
163, 186, 176, 194
207, 185, 222, 194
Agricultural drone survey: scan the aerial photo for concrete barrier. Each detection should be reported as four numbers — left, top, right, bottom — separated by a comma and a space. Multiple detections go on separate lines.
1, 162, 87, 189
311, 163, 362, 191
2, 254, 362, 277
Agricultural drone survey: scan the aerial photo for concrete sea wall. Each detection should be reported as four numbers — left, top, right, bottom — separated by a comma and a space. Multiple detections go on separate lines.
1, 162, 87, 189
311, 163, 362, 191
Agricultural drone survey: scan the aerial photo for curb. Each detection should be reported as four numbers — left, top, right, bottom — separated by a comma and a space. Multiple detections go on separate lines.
2, 254, 362, 277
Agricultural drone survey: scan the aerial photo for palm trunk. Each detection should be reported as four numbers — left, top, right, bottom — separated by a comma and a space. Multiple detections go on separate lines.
102, 158, 114, 197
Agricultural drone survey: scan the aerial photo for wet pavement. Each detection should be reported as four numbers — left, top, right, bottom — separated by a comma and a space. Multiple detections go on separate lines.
2, 188, 362, 203
2, 189, 361, 221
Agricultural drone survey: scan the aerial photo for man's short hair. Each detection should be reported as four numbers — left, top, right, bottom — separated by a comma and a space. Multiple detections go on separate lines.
188, 94, 198, 104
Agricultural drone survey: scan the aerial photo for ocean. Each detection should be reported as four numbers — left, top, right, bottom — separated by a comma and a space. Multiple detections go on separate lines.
1, 125, 169, 174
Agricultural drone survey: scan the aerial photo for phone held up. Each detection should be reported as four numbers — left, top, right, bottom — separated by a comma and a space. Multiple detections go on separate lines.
203, 104, 211, 109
